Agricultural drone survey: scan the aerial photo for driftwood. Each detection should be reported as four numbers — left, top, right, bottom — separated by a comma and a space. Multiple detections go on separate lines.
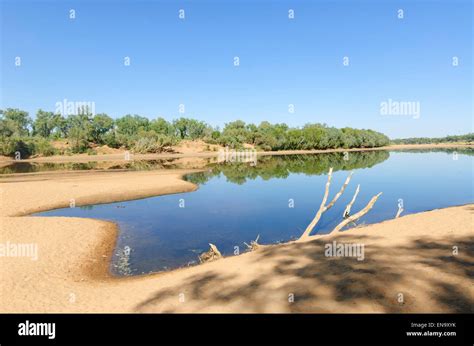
326, 171, 353, 210
299, 168, 353, 240
299, 168, 383, 240
343, 184, 360, 218
244, 235, 261, 251
298, 167, 333, 240
332, 192, 382, 233
199, 243, 222, 263
395, 206, 404, 218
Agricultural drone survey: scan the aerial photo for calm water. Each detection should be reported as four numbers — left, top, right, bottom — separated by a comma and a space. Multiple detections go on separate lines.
35, 149, 473, 275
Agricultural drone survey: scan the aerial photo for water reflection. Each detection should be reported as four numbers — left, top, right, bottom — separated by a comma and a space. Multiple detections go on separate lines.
186, 150, 390, 185
0, 158, 212, 175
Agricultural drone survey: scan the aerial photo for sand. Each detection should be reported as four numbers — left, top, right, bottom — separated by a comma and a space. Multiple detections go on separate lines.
0, 170, 199, 216
0, 169, 472, 313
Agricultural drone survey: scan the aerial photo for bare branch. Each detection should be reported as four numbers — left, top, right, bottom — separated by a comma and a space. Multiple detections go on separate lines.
395, 206, 404, 218
343, 184, 360, 218
325, 171, 353, 211
299, 168, 333, 240
331, 192, 382, 233
244, 234, 261, 251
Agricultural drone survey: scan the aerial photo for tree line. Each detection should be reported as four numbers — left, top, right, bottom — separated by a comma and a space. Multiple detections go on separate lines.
0, 107, 391, 158
391, 133, 473, 145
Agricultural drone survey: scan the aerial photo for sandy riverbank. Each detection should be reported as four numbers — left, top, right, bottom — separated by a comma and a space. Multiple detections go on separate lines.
0, 169, 472, 313
0, 143, 471, 164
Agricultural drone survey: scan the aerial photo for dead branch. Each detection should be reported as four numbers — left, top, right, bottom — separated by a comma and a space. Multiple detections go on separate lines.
244, 234, 261, 251
299, 168, 354, 240
298, 168, 333, 240
395, 206, 404, 218
343, 184, 360, 218
198, 243, 222, 263
326, 171, 353, 210
331, 192, 382, 233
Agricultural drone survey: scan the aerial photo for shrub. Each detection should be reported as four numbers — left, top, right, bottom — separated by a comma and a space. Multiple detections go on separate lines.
102, 132, 120, 148
32, 137, 57, 156
0, 137, 34, 158
86, 148, 97, 155
132, 134, 177, 153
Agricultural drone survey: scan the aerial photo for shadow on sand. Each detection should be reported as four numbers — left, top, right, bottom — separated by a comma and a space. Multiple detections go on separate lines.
133, 216, 473, 313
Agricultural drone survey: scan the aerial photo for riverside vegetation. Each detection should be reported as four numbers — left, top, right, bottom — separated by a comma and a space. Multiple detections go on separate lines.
2, 108, 471, 160
0, 108, 390, 158
391, 133, 473, 145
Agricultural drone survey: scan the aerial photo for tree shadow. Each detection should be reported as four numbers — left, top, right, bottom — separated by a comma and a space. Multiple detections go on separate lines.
133, 232, 473, 313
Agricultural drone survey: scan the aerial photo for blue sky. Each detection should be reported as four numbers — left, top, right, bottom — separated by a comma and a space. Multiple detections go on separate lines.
1, 0, 472, 138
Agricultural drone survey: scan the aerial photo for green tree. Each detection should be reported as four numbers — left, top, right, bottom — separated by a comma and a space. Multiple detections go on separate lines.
91, 113, 114, 144
150, 117, 174, 135
173, 118, 188, 139
172, 117, 208, 139
66, 111, 94, 153
0, 108, 31, 137
116, 114, 149, 137
33, 110, 64, 138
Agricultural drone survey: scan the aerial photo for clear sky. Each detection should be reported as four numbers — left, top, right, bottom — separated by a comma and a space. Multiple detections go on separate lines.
1, 0, 472, 138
